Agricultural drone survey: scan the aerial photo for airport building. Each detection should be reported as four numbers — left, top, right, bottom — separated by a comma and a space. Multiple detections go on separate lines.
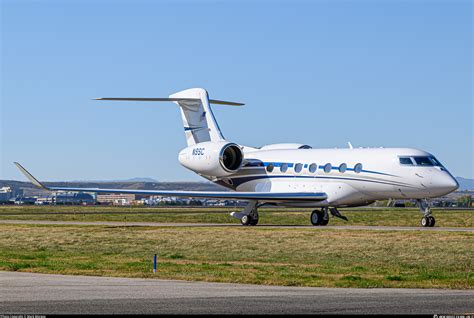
96, 193, 136, 205
0, 186, 24, 203
53, 192, 95, 205
14, 197, 37, 205
35, 196, 54, 205
0, 187, 13, 202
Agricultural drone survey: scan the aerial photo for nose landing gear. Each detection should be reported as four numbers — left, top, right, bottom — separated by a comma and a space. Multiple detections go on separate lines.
417, 199, 435, 227
421, 215, 435, 227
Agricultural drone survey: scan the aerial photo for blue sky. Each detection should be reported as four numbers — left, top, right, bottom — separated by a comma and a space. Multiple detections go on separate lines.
1, 0, 472, 181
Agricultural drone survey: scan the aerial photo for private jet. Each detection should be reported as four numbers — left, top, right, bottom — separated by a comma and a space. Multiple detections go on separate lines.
15, 88, 459, 227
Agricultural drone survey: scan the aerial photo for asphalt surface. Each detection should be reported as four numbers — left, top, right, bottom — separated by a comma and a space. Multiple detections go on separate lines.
0, 219, 473, 231
1, 272, 472, 314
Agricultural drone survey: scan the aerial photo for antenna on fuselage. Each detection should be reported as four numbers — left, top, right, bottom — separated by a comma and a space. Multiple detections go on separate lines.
347, 142, 354, 149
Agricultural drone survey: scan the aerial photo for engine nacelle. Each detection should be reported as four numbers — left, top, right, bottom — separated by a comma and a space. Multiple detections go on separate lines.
178, 141, 244, 177
260, 143, 312, 150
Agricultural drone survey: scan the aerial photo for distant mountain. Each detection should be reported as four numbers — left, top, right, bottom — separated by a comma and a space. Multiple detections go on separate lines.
456, 177, 474, 191
122, 177, 159, 183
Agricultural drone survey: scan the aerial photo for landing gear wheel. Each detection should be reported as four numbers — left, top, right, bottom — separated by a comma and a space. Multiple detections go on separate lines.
241, 214, 258, 226
311, 210, 323, 226
428, 216, 435, 227
420, 216, 430, 227
319, 217, 329, 226
241, 215, 252, 226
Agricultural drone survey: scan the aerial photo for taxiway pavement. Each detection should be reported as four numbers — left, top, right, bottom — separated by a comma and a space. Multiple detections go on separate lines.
0, 271, 472, 314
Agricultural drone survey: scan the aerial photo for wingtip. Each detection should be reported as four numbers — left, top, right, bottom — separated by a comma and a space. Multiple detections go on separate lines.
13, 162, 48, 190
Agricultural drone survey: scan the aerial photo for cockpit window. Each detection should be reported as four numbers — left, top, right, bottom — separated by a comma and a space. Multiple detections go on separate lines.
413, 156, 434, 166
400, 155, 444, 167
429, 156, 443, 167
399, 157, 414, 165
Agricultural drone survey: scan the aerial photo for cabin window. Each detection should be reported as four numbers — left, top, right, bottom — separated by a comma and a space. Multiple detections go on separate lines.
266, 163, 274, 172
294, 163, 303, 173
339, 163, 347, 173
324, 163, 332, 173
354, 163, 363, 173
280, 163, 288, 173
309, 163, 317, 173
413, 157, 434, 166
399, 157, 414, 165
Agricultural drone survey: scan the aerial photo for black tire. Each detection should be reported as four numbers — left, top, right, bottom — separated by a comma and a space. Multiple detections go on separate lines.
420, 216, 430, 227
311, 210, 321, 226
249, 217, 259, 226
320, 217, 329, 226
428, 216, 435, 227
241, 215, 252, 226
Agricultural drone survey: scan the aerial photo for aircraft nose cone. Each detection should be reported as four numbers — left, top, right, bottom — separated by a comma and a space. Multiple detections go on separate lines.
437, 173, 459, 194
446, 176, 459, 192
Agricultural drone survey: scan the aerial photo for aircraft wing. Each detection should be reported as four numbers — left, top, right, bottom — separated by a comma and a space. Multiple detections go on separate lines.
14, 162, 327, 203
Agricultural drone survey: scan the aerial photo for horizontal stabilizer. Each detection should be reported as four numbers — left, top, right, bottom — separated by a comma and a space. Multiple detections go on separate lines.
93, 97, 244, 106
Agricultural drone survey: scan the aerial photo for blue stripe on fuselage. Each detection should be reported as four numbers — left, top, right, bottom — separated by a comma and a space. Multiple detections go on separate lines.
227, 174, 413, 188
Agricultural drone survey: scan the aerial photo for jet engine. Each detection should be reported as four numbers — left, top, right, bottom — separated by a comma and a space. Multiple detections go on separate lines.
178, 141, 244, 177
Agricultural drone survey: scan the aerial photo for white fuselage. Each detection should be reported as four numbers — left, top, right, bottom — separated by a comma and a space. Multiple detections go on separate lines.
185, 146, 459, 208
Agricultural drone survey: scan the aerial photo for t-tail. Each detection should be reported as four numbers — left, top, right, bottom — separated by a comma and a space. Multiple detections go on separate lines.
94, 88, 244, 146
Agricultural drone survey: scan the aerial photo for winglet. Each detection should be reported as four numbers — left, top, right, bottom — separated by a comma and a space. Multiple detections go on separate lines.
13, 162, 49, 190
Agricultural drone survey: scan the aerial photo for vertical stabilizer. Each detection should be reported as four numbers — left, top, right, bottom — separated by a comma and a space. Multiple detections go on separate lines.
169, 88, 224, 146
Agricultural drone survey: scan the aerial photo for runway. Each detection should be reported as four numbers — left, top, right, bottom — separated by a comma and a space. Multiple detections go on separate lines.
0, 219, 473, 232
0, 272, 472, 314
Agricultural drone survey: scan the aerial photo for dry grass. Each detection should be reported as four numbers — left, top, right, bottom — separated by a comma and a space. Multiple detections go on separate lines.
0, 224, 472, 288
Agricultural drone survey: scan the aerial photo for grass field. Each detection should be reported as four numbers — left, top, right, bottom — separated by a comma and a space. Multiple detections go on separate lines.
0, 205, 473, 227
1, 206, 472, 289
0, 223, 472, 289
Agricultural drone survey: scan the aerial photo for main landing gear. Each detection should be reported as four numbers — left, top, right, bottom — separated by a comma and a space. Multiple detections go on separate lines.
240, 210, 259, 226
310, 207, 348, 226
417, 199, 435, 227
230, 200, 259, 226
311, 208, 329, 226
